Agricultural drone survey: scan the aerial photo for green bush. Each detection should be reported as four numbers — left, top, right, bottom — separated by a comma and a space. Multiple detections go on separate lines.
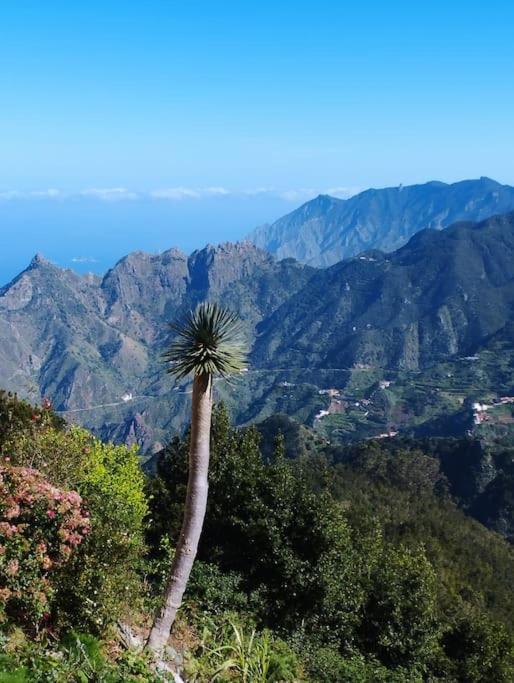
0, 630, 164, 682
150, 405, 372, 642
303, 646, 419, 683
0, 393, 64, 453
440, 603, 514, 682
185, 614, 304, 682
187, 561, 251, 616
149, 405, 514, 679
359, 545, 439, 669
9, 426, 147, 633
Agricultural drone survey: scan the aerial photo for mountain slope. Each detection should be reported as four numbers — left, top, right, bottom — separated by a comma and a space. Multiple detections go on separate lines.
0, 243, 313, 450
2, 212, 514, 452
249, 177, 514, 266
252, 211, 514, 371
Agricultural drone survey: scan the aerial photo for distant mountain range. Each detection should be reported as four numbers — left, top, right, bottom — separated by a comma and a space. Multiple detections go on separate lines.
249, 177, 514, 266
1, 187, 514, 452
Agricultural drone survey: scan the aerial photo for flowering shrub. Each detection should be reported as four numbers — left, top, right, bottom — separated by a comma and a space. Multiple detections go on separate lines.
0, 463, 89, 630
9, 425, 148, 632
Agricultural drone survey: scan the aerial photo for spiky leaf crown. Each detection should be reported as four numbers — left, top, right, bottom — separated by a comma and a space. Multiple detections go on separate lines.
164, 302, 247, 379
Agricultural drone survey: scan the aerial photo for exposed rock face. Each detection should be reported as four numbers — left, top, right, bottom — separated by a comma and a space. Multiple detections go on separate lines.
249, 177, 514, 266
101, 248, 189, 341
0, 242, 312, 450
1, 212, 514, 451
0, 273, 34, 311
188, 242, 273, 298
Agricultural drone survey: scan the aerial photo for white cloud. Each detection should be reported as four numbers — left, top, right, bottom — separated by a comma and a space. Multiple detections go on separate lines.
0, 184, 362, 205
0, 189, 62, 201
241, 187, 275, 196
324, 186, 361, 199
150, 186, 231, 200
204, 186, 230, 196
150, 187, 200, 200
79, 187, 139, 201
30, 188, 62, 199
0, 190, 22, 201
277, 188, 318, 202
71, 256, 99, 263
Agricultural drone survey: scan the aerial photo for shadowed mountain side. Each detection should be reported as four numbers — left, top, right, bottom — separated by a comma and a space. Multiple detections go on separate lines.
252, 212, 514, 371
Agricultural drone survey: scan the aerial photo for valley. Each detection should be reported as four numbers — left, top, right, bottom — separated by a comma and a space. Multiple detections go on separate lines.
1, 206, 514, 455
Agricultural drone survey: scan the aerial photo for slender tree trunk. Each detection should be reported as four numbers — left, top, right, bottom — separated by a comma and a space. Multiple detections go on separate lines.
147, 373, 213, 653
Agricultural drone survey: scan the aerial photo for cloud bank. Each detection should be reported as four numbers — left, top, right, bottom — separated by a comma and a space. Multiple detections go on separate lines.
0, 185, 360, 203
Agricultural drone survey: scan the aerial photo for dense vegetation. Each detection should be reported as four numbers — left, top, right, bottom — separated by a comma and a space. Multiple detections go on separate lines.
1, 392, 513, 680
147, 405, 514, 680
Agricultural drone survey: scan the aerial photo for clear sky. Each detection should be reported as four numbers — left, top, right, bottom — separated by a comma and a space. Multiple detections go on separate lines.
1, 0, 514, 282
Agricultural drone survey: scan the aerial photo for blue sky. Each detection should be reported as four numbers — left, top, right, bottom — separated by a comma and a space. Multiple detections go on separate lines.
1, 0, 514, 282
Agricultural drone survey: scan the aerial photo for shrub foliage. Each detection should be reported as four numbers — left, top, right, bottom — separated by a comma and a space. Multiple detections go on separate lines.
7, 423, 147, 632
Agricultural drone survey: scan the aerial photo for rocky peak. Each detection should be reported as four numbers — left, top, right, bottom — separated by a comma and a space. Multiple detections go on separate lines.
187, 241, 273, 296
159, 247, 188, 266
30, 252, 49, 266
99, 247, 188, 337
27, 252, 57, 271
1, 253, 75, 304
105, 247, 187, 275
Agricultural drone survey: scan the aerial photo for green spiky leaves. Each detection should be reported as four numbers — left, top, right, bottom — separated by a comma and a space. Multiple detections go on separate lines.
164, 302, 247, 379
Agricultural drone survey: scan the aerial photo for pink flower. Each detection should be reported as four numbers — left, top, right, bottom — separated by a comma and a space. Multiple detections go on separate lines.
60, 545, 72, 559
0, 587, 12, 601
46, 510, 56, 519
6, 559, 19, 576
41, 555, 52, 570
0, 522, 17, 538
5, 504, 20, 520
66, 491, 82, 505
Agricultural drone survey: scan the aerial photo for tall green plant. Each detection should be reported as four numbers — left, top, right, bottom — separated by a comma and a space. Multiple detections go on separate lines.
147, 303, 246, 653
185, 617, 303, 682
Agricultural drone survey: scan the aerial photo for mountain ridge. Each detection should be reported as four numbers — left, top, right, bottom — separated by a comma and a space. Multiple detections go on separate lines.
1, 212, 514, 453
248, 177, 514, 266
0, 240, 313, 449
253, 210, 514, 370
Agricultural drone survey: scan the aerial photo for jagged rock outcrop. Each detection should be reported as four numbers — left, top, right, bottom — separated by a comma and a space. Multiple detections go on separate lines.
0, 242, 311, 450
